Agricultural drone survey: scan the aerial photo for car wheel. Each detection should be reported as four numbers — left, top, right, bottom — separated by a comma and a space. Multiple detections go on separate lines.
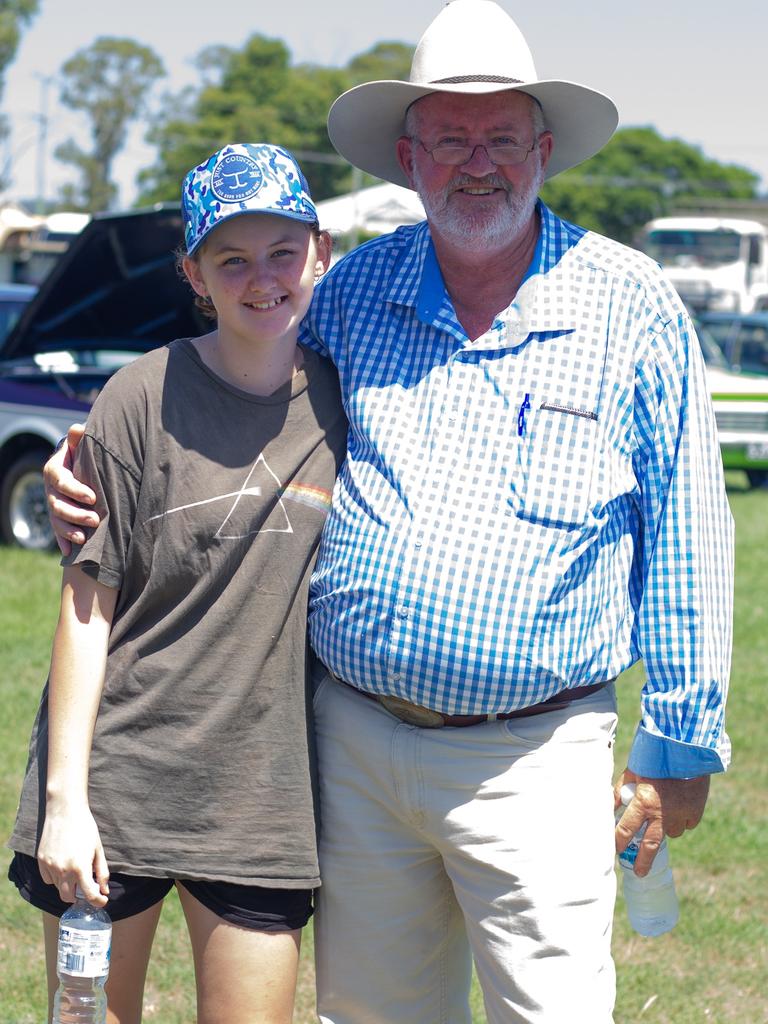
746, 469, 768, 489
0, 448, 56, 550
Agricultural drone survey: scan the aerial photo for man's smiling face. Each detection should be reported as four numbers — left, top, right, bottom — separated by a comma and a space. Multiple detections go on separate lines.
397, 89, 552, 251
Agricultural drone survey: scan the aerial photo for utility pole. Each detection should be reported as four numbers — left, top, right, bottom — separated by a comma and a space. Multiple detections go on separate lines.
34, 73, 54, 215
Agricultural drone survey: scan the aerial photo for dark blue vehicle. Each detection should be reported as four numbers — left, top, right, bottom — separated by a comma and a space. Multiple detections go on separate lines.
0, 282, 36, 350
0, 206, 204, 549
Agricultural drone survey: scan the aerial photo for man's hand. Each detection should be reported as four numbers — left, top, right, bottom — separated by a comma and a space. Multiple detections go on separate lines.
44, 424, 99, 555
614, 768, 710, 877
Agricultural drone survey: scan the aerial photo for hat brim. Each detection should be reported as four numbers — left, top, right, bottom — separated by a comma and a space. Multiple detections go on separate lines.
327, 79, 618, 187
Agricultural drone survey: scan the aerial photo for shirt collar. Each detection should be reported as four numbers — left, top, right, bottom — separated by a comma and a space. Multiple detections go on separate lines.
385, 201, 590, 343
519, 202, 593, 335
384, 221, 432, 310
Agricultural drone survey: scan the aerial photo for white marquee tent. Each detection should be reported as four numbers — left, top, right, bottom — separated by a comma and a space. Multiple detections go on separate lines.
315, 182, 425, 239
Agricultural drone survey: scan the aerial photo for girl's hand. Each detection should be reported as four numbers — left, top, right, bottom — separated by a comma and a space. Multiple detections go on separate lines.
37, 803, 110, 907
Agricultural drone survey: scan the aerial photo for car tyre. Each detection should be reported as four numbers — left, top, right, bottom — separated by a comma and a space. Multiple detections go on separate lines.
746, 469, 768, 489
0, 448, 56, 550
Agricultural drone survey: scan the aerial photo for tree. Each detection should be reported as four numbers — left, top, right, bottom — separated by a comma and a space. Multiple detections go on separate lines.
55, 36, 165, 212
0, 0, 38, 95
138, 35, 351, 206
541, 126, 760, 244
137, 37, 415, 208
346, 41, 414, 85
0, 0, 39, 182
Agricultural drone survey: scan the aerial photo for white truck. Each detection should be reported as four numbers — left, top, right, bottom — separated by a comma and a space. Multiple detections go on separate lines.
640, 216, 768, 314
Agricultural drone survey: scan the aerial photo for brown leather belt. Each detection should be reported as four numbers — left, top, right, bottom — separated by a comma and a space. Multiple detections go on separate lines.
330, 672, 610, 728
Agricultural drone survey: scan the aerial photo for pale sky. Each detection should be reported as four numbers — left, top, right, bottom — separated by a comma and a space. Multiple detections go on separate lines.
3, 0, 766, 209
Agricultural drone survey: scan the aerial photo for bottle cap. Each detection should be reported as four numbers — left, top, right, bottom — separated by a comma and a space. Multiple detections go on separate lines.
74, 884, 96, 904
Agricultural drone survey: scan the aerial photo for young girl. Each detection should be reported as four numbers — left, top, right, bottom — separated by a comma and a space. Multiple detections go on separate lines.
8, 143, 347, 1024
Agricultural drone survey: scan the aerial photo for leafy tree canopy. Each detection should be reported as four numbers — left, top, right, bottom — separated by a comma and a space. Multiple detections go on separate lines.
137, 36, 415, 206
0, 0, 39, 171
346, 41, 414, 85
0, 0, 38, 95
541, 126, 760, 244
55, 36, 165, 212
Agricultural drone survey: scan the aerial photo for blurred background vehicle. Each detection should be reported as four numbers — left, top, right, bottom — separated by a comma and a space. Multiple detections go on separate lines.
697, 311, 768, 377
639, 216, 768, 315
0, 205, 205, 550
0, 281, 36, 349
0, 205, 90, 287
695, 319, 768, 489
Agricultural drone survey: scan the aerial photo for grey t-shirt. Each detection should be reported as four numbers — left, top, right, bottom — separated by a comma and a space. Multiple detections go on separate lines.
10, 339, 347, 887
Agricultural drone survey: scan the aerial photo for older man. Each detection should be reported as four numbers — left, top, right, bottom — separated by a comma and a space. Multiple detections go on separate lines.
46, 2, 732, 1022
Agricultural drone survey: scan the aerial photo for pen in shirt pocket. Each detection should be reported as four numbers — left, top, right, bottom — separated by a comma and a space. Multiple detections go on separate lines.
517, 393, 531, 437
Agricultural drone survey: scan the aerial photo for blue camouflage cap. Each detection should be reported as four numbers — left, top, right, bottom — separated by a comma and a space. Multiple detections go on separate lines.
182, 143, 318, 255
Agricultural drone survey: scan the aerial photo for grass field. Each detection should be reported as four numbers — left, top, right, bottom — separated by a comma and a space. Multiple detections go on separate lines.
1, 474, 766, 1023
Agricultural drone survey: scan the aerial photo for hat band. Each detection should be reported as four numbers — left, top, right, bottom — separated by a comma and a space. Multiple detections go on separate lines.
429, 75, 524, 84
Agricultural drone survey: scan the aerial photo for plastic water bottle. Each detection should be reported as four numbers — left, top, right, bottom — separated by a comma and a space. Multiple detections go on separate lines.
52, 887, 111, 1024
616, 783, 679, 937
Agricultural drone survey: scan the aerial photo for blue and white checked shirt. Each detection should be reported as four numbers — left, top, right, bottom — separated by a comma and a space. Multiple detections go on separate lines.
301, 201, 733, 778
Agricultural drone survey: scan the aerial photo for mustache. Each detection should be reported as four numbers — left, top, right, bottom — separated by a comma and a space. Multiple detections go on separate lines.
448, 174, 512, 192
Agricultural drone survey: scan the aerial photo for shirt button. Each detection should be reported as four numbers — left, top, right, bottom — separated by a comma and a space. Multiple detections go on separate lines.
391, 673, 401, 682
397, 607, 409, 619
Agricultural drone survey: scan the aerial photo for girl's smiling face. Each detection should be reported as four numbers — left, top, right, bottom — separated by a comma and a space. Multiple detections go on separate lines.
183, 214, 330, 348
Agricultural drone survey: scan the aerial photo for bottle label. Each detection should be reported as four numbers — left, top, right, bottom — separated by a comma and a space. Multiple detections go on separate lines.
57, 925, 111, 977
617, 821, 646, 868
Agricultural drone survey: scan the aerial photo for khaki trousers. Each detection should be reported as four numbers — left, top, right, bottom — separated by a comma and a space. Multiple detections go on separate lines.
312, 673, 618, 1024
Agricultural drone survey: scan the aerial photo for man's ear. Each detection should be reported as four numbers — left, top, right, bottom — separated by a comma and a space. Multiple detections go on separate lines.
314, 230, 332, 277
537, 131, 554, 175
396, 136, 417, 188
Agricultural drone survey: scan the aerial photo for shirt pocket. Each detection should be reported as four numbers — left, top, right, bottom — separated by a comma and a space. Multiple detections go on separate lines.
511, 402, 599, 528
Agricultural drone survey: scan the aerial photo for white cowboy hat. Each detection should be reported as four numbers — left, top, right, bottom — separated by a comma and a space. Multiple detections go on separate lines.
327, 0, 618, 187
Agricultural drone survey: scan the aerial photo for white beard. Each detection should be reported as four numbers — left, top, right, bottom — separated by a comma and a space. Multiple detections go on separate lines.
413, 164, 543, 252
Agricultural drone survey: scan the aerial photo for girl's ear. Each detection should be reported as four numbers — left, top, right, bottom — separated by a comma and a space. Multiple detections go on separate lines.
314, 230, 332, 279
182, 255, 209, 298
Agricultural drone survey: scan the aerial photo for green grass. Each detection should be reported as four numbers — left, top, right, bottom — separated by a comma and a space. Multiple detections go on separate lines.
1, 475, 766, 1023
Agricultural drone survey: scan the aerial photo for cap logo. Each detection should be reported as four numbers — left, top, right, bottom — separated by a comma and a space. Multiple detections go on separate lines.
211, 152, 264, 203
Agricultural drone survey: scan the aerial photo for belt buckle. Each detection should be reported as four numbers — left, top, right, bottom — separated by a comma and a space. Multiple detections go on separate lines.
379, 695, 445, 728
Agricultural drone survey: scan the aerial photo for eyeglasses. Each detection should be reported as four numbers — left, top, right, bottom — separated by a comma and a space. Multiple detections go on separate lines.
411, 137, 539, 166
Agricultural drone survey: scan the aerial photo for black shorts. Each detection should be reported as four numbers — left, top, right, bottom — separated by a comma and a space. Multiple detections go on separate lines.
8, 852, 313, 933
